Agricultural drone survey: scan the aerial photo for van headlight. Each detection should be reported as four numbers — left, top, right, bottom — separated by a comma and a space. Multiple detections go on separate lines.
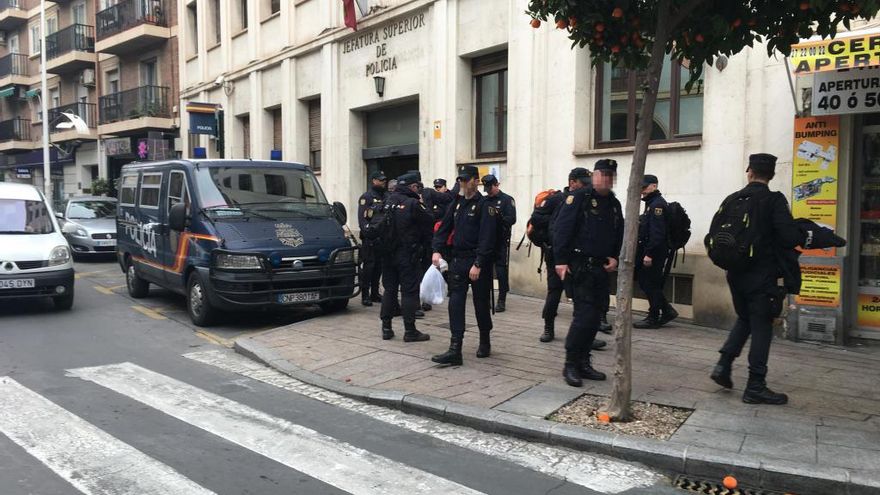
214, 253, 263, 270
334, 249, 355, 264
49, 245, 71, 266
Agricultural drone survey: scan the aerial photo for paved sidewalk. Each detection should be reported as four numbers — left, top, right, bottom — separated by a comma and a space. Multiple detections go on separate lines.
235, 293, 880, 493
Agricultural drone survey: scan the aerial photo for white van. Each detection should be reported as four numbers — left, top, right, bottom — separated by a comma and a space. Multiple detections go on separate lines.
0, 182, 75, 310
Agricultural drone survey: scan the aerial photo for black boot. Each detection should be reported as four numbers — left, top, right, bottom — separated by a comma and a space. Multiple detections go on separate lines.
414, 309, 425, 319
362, 294, 373, 306
476, 331, 491, 358
371, 293, 383, 303
579, 355, 607, 381
658, 305, 679, 326
496, 292, 507, 313
563, 357, 583, 387
432, 338, 463, 366
403, 322, 430, 342
598, 313, 612, 334
421, 303, 432, 311
742, 373, 788, 405
633, 315, 661, 329
381, 322, 394, 340
591, 339, 607, 350
710, 353, 735, 389
539, 320, 555, 343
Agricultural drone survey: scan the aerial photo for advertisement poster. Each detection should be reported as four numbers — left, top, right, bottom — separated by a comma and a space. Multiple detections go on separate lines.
792, 115, 840, 257
795, 264, 842, 307
790, 33, 880, 74
857, 292, 880, 328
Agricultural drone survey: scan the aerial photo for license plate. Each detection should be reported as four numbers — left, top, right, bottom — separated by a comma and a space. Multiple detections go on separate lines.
277, 291, 320, 304
0, 279, 35, 289
95, 240, 116, 247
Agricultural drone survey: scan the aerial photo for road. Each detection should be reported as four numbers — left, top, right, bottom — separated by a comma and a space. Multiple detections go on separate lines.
0, 257, 686, 495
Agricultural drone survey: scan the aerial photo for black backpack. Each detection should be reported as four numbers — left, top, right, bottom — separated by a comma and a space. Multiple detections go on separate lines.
361, 202, 398, 254
704, 191, 769, 271
526, 191, 560, 248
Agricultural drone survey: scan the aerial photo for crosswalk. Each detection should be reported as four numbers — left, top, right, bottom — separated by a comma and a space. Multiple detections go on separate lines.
0, 353, 666, 495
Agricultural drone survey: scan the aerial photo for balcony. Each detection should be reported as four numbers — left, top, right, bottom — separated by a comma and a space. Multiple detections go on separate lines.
46, 25, 97, 74
0, 117, 33, 152
48, 102, 98, 141
0, 53, 29, 88
98, 85, 173, 135
0, 0, 27, 31
95, 0, 170, 55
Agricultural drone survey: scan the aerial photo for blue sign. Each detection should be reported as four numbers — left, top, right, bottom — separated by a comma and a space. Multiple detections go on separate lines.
189, 111, 218, 135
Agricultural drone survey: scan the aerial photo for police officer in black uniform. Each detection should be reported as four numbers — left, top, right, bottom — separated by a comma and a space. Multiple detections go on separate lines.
482, 174, 516, 312
634, 175, 679, 329
553, 159, 623, 387
710, 154, 802, 405
424, 178, 455, 222
379, 172, 433, 342
358, 171, 387, 306
431, 165, 498, 366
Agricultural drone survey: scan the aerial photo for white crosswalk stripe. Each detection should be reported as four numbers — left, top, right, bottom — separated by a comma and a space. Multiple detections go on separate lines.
0, 376, 216, 495
184, 349, 663, 494
67, 362, 487, 495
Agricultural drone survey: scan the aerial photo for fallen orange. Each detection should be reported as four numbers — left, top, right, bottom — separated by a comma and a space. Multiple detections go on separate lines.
597, 412, 611, 423
722, 476, 737, 490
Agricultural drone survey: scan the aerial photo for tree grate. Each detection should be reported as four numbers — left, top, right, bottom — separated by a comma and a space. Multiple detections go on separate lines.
673, 475, 785, 495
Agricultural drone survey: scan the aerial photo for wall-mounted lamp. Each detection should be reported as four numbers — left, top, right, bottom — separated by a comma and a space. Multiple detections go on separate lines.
374, 76, 385, 97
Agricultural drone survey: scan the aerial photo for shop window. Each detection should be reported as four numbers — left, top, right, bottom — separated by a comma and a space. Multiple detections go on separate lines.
139, 173, 162, 209
596, 58, 703, 146
308, 99, 321, 172
187, 2, 198, 55
473, 51, 508, 157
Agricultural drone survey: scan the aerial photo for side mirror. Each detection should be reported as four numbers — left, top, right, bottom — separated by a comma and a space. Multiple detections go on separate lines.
332, 201, 347, 225
61, 223, 78, 235
169, 203, 188, 232
55, 211, 64, 220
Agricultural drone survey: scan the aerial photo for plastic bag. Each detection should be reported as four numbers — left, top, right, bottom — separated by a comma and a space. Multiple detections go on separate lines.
420, 265, 447, 305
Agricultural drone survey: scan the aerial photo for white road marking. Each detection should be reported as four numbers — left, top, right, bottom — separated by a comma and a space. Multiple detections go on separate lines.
184, 350, 664, 494
0, 376, 216, 495
67, 362, 486, 495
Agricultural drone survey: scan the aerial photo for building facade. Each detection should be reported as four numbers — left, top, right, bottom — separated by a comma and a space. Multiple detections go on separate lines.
178, 0, 879, 344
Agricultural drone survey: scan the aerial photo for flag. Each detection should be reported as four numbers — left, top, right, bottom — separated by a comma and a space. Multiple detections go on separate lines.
355, 0, 369, 16
342, 0, 357, 31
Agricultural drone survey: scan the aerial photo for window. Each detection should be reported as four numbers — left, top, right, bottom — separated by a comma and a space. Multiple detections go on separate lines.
473, 52, 508, 157
47, 17, 57, 34
8, 34, 19, 54
271, 107, 282, 153
168, 170, 189, 211
308, 99, 321, 171
106, 69, 119, 95
49, 87, 60, 108
237, 174, 253, 191
72, 2, 86, 25
596, 58, 704, 146
140, 58, 157, 86
211, 0, 221, 44
30, 24, 40, 54
264, 174, 286, 196
236, 0, 248, 30
262, 0, 279, 18
120, 175, 137, 205
239, 115, 250, 158
187, 2, 198, 55
139, 173, 162, 208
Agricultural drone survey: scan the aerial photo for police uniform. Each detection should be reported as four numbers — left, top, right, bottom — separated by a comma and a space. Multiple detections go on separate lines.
711, 154, 803, 405
482, 174, 516, 312
634, 175, 678, 329
379, 173, 434, 342
357, 171, 388, 306
424, 178, 455, 222
553, 159, 623, 387
431, 165, 498, 366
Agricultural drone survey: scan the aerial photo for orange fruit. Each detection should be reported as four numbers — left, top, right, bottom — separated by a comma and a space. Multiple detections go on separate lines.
530, 18, 541, 28
611, 7, 624, 18
723, 476, 737, 490
556, 19, 568, 29
597, 412, 611, 423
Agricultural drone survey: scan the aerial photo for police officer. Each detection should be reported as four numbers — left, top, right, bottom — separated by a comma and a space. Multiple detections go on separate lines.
710, 154, 802, 405
379, 172, 433, 342
553, 159, 623, 387
634, 175, 679, 329
431, 165, 498, 366
482, 174, 516, 312
423, 178, 454, 222
357, 171, 387, 306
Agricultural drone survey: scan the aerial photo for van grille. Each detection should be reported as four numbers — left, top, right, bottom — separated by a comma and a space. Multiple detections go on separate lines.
15, 260, 48, 270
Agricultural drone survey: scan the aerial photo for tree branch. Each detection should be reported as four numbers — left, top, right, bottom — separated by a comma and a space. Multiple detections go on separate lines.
669, 0, 707, 32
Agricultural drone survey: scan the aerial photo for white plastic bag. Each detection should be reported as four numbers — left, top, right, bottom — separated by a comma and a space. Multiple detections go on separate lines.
420, 265, 447, 305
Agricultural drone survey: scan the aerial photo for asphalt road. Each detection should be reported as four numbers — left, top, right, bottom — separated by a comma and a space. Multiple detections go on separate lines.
0, 257, 687, 495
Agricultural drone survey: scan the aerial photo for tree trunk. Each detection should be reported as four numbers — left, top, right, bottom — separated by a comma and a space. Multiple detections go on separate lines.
605, 0, 673, 422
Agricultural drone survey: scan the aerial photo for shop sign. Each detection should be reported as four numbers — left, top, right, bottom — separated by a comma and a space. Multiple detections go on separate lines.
340, 11, 428, 79
795, 264, 842, 307
791, 33, 880, 74
792, 115, 840, 257
15, 167, 30, 179
104, 137, 132, 156
187, 102, 219, 135
857, 291, 880, 328
811, 67, 880, 115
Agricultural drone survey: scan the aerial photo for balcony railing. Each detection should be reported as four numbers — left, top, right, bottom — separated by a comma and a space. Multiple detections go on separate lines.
0, 53, 28, 78
99, 85, 170, 124
46, 24, 96, 60
48, 102, 97, 132
0, 0, 21, 11
96, 0, 165, 41
0, 117, 30, 141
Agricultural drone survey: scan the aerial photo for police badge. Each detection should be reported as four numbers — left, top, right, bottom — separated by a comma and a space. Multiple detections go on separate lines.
591, 199, 598, 208
275, 223, 304, 247
565, 195, 574, 205
654, 207, 663, 216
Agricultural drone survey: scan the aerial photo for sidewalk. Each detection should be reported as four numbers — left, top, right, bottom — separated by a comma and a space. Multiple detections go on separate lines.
234, 294, 880, 494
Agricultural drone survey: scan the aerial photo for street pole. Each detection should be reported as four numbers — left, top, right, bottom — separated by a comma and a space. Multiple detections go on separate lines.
40, 0, 50, 201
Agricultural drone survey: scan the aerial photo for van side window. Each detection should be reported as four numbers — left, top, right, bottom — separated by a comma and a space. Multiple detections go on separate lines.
139, 173, 162, 209
264, 174, 287, 196
168, 170, 189, 212
119, 175, 138, 206
238, 174, 253, 192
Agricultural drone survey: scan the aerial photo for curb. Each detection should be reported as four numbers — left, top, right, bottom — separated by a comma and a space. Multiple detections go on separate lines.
233, 336, 880, 495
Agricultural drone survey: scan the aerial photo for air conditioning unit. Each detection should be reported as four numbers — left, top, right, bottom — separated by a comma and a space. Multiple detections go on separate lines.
0, 31, 7, 46
80, 68, 96, 87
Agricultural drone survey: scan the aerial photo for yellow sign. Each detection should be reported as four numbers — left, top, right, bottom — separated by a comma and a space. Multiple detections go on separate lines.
792, 116, 839, 257
795, 264, 842, 307
791, 34, 880, 74
858, 292, 880, 328
433, 120, 441, 139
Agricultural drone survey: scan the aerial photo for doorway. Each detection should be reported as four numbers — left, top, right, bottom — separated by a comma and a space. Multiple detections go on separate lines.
362, 101, 419, 190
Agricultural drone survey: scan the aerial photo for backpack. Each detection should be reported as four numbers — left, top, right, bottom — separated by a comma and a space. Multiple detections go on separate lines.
525, 189, 560, 248
662, 201, 692, 274
704, 191, 769, 271
361, 202, 398, 254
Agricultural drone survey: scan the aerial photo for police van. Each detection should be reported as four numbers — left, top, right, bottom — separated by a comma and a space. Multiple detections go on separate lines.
116, 159, 359, 326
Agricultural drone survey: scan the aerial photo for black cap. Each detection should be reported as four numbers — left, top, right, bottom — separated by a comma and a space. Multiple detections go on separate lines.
642, 174, 658, 188
396, 172, 420, 187
457, 165, 479, 180
594, 159, 618, 173
748, 153, 777, 175
407, 170, 422, 182
481, 174, 498, 186
433, 178, 447, 187
568, 167, 591, 184
370, 171, 387, 181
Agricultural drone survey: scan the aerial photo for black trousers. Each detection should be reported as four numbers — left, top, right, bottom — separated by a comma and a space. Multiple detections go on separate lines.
379, 250, 420, 328
542, 249, 565, 322
564, 262, 609, 360
636, 257, 669, 318
719, 282, 783, 377
495, 241, 510, 294
360, 243, 382, 299
447, 253, 493, 340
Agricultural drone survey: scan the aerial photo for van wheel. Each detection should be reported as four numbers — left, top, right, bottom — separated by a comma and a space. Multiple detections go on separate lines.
126, 261, 150, 298
319, 298, 349, 314
53, 288, 74, 311
187, 272, 216, 327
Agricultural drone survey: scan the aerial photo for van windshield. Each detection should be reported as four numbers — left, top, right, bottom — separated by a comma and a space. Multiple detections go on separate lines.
0, 199, 55, 234
194, 166, 330, 219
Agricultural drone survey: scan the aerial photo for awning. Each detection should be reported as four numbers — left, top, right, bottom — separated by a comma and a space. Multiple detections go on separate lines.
0, 86, 15, 98
25, 88, 39, 98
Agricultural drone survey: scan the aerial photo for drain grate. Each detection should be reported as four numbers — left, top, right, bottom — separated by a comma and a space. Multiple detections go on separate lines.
674, 475, 785, 495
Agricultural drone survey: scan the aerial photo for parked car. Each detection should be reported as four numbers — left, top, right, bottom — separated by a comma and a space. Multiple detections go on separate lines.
56, 196, 118, 256
116, 159, 359, 326
0, 182, 74, 310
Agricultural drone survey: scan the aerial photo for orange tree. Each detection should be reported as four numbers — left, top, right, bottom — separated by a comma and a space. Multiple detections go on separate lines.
526, 0, 879, 421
